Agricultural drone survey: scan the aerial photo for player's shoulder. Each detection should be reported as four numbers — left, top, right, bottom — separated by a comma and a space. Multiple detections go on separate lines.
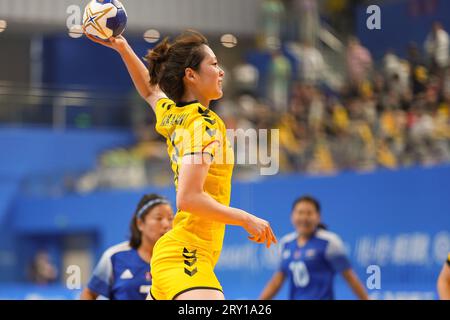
315, 229, 345, 248
315, 229, 341, 241
188, 103, 218, 120
102, 241, 133, 260
279, 232, 298, 247
155, 97, 176, 113
182, 105, 222, 134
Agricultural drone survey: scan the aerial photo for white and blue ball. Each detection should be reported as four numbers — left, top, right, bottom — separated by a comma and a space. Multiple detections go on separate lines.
83, 0, 127, 40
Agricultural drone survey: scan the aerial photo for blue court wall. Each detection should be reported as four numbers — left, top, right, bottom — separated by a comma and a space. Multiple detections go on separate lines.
42, 35, 154, 91
5, 165, 450, 299
0, 126, 135, 282
0, 127, 134, 179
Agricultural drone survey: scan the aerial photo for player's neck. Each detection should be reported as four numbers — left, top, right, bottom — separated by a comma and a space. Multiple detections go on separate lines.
297, 234, 312, 246
180, 91, 209, 108
138, 240, 154, 263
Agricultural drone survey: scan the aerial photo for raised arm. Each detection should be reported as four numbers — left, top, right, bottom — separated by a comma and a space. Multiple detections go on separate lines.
177, 154, 277, 248
84, 33, 166, 110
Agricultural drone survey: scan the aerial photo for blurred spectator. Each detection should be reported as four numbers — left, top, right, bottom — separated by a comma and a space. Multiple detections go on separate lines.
28, 251, 58, 285
383, 50, 410, 97
408, 42, 428, 95
267, 51, 292, 111
425, 22, 449, 74
294, 0, 320, 46
290, 41, 326, 84
260, 0, 285, 49
346, 37, 373, 88
232, 63, 260, 96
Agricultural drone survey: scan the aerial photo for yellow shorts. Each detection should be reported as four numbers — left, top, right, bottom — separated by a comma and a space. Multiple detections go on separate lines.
149, 233, 223, 300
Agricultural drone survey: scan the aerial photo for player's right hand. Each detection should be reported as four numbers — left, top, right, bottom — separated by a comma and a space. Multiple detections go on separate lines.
83, 27, 128, 53
243, 214, 277, 248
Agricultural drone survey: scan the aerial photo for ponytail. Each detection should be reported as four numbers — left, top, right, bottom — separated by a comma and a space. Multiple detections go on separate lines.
146, 37, 171, 86
317, 223, 328, 230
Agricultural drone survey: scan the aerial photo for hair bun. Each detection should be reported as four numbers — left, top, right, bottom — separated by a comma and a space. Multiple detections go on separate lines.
146, 37, 171, 85
144, 30, 208, 101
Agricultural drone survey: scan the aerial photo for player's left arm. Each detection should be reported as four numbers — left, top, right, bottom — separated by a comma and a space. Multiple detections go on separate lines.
437, 256, 450, 300
325, 234, 369, 300
341, 268, 369, 300
259, 271, 286, 300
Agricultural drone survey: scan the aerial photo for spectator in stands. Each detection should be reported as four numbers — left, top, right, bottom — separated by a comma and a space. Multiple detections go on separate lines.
425, 22, 449, 75
268, 50, 292, 111
346, 37, 373, 88
28, 250, 58, 285
383, 50, 410, 97
298, 41, 326, 85
260, 0, 285, 49
408, 42, 428, 95
294, 0, 320, 47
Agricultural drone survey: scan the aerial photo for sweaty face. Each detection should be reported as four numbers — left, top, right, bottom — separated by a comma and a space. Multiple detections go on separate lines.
291, 201, 321, 237
191, 45, 225, 101
138, 204, 174, 244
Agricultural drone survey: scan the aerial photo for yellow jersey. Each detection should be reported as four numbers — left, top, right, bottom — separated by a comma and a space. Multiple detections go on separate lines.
154, 98, 234, 251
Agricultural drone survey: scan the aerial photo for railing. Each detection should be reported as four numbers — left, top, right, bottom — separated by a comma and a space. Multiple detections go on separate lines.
318, 22, 347, 90
0, 82, 136, 129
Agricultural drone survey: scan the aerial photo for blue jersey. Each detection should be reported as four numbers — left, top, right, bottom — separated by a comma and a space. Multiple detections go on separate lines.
87, 242, 151, 300
278, 230, 351, 300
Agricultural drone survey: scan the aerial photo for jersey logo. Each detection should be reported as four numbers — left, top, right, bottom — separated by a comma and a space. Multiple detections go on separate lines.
305, 249, 316, 259
139, 285, 151, 294
120, 269, 134, 280
183, 248, 198, 277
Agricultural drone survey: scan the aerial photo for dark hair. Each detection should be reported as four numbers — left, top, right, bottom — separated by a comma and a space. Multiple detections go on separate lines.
129, 193, 168, 249
145, 30, 209, 103
291, 195, 327, 230
292, 195, 321, 212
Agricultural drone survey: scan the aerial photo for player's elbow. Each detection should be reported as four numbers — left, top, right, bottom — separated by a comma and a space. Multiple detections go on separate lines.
176, 178, 205, 212
176, 191, 195, 212
176, 194, 187, 212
